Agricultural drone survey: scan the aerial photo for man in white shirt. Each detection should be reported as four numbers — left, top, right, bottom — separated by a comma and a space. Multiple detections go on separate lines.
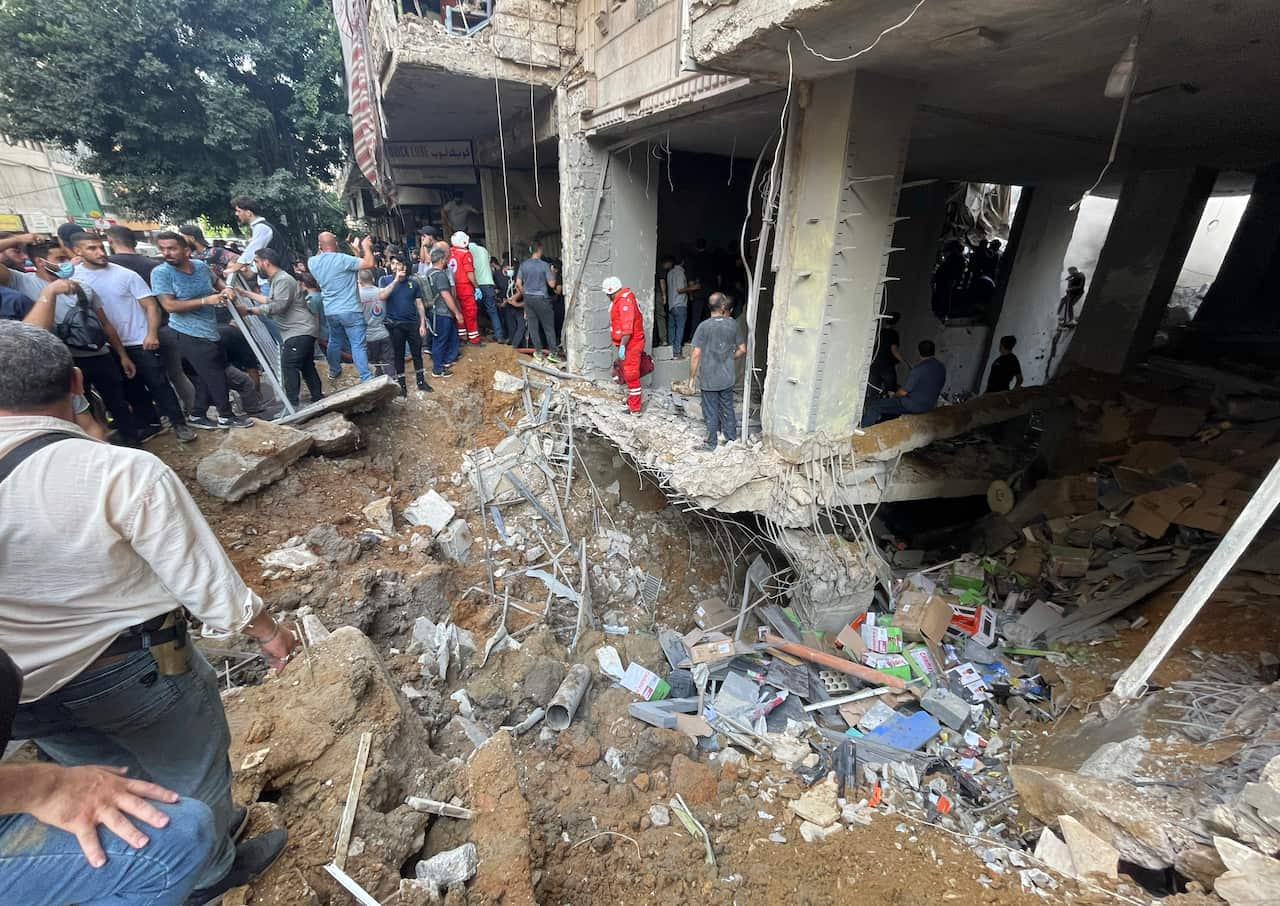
70, 233, 195, 442
0, 320, 299, 903
230, 196, 276, 266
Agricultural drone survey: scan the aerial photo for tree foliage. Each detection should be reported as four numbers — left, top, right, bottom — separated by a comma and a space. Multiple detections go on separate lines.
0, 0, 349, 249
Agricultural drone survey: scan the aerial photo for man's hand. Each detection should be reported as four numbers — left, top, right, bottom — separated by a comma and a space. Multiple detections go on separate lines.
119, 355, 136, 379
225, 260, 243, 274
419, 322, 427, 338
6, 232, 37, 247
220, 288, 236, 302
26, 764, 179, 868
143, 333, 160, 351
259, 622, 299, 670
43, 278, 77, 298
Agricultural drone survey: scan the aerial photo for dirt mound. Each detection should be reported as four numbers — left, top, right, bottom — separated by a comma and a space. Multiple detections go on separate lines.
223, 626, 447, 904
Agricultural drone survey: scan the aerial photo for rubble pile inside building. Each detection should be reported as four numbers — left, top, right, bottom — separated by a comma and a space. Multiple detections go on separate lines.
191, 360, 1280, 905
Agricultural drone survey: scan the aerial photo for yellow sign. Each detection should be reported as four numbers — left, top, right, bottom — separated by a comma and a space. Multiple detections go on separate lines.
0, 213, 25, 232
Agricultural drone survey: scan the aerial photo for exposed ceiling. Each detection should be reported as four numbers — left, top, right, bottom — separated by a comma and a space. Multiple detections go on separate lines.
683, 0, 1280, 185
381, 67, 551, 146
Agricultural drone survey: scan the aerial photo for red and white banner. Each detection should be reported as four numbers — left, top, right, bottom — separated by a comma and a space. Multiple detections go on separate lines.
333, 0, 397, 206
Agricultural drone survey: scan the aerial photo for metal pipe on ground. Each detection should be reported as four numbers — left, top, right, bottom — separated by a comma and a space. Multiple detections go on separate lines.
545, 663, 592, 730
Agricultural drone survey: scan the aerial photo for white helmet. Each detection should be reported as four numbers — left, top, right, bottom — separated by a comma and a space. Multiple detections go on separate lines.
450, 231, 469, 248
601, 276, 622, 295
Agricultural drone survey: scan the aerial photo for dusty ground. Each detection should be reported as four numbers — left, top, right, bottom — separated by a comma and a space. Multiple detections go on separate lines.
147, 346, 1280, 905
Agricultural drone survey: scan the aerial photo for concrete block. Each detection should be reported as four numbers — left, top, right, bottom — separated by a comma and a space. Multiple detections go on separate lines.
300, 412, 362, 456
921, 686, 971, 731
403, 490, 455, 534
279, 375, 398, 425
439, 518, 473, 564
628, 697, 699, 729
362, 496, 395, 535
196, 420, 314, 502
650, 356, 690, 390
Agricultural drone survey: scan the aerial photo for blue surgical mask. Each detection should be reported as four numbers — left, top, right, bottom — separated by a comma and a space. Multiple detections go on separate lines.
45, 261, 75, 279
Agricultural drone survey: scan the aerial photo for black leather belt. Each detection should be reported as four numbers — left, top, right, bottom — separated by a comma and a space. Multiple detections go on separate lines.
99, 613, 186, 658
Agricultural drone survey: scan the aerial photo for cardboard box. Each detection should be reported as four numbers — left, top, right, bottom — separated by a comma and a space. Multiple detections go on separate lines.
621, 663, 670, 701
1123, 483, 1203, 539
1047, 545, 1091, 579
891, 592, 953, 644
947, 605, 997, 647
689, 637, 737, 665
861, 621, 904, 655
693, 598, 735, 630
1011, 544, 1046, 578
863, 652, 912, 682
904, 644, 940, 679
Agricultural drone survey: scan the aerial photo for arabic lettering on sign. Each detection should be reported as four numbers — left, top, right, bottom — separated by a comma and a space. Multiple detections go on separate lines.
386, 142, 475, 167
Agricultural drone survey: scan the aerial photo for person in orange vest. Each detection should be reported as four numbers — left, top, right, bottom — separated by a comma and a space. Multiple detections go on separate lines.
448, 231, 483, 346
605, 276, 644, 415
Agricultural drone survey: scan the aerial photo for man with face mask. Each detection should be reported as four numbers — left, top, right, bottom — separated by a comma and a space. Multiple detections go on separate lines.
2, 237, 142, 446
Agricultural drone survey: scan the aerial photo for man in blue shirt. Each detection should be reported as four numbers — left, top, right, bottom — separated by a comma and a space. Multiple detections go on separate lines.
308, 232, 376, 383
151, 232, 253, 429
861, 339, 947, 427
376, 255, 429, 395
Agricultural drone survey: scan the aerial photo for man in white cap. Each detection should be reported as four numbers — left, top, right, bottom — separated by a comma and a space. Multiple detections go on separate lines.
605, 276, 644, 415
448, 231, 482, 347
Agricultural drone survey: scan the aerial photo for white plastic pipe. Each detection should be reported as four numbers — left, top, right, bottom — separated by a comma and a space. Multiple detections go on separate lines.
1111, 454, 1280, 701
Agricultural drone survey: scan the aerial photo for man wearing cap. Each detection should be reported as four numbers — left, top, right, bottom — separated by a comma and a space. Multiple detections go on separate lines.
448, 231, 482, 347
605, 277, 644, 415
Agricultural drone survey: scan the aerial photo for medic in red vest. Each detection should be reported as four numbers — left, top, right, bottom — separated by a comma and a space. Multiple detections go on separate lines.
605, 276, 644, 415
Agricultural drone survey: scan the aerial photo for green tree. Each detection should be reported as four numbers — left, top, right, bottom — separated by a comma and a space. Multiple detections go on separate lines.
0, 0, 348, 251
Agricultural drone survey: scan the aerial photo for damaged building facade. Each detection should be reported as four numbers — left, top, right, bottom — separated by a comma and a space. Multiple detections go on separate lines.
338, 0, 1280, 622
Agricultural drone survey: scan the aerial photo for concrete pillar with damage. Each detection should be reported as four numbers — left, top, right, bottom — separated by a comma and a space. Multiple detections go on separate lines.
984, 181, 1082, 386
557, 85, 657, 377
1064, 167, 1216, 375
761, 71, 917, 457
1194, 162, 1280, 330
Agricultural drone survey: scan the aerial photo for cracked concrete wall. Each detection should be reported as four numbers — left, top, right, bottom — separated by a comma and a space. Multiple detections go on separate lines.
390, 2, 575, 80
558, 85, 657, 377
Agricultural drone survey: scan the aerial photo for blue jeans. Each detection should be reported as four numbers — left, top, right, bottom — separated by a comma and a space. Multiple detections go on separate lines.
431, 313, 458, 373
0, 796, 216, 906
701, 387, 737, 444
478, 286, 505, 342
668, 306, 687, 357
861, 396, 908, 427
11, 647, 236, 891
325, 312, 373, 382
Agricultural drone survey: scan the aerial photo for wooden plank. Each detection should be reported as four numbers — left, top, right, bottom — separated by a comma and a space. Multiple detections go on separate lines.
334, 731, 373, 870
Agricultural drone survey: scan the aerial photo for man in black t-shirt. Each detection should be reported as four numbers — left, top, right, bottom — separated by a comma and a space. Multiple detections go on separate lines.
985, 335, 1024, 393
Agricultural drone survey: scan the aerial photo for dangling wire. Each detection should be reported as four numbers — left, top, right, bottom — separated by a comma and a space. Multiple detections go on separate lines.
783, 0, 928, 63
527, 11, 542, 208
492, 45, 513, 264
727, 133, 737, 186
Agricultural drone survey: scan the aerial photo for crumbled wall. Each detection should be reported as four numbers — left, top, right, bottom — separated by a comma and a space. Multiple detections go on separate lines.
490, 0, 577, 69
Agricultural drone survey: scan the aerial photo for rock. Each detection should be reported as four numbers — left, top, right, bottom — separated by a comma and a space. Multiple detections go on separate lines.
221, 628, 437, 903
262, 545, 322, 573
300, 614, 331, 644
649, 804, 671, 827
1214, 836, 1280, 906
1079, 735, 1151, 781
362, 496, 395, 535
438, 518, 472, 564
1175, 843, 1227, 890
403, 490, 456, 534
414, 843, 479, 891
1060, 814, 1119, 879
559, 729, 601, 768
280, 374, 398, 425
305, 524, 361, 565
1011, 765, 1200, 870
670, 754, 717, 806
449, 732, 536, 905
790, 776, 840, 828
195, 420, 313, 502
799, 820, 840, 843
493, 370, 525, 393
300, 412, 362, 456
519, 658, 565, 706
1034, 827, 1076, 877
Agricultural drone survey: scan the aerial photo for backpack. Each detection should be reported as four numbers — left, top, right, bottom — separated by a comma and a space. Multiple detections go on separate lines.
55, 286, 109, 352
262, 220, 294, 272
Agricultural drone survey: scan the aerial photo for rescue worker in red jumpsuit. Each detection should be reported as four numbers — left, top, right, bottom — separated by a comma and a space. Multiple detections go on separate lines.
449, 231, 483, 346
605, 276, 644, 415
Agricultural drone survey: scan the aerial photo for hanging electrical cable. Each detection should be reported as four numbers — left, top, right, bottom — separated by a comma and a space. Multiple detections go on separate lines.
783, 0, 928, 64
492, 45, 513, 265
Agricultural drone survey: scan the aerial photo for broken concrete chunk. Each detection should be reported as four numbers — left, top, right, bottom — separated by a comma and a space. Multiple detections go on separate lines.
1034, 827, 1075, 877
1214, 836, 1280, 906
789, 776, 840, 828
362, 496, 395, 535
196, 420, 313, 502
279, 374, 398, 424
799, 820, 841, 843
300, 412, 362, 456
649, 803, 671, 827
1060, 814, 1119, 879
403, 489, 456, 534
1079, 735, 1151, 781
413, 842, 478, 892
438, 518, 473, 564
493, 370, 526, 393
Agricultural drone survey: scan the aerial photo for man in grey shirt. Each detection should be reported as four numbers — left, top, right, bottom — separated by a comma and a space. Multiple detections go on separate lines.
515, 240, 560, 365
690, 293, 746, 450
230, 249, 323, 408
861, 339, 947, 427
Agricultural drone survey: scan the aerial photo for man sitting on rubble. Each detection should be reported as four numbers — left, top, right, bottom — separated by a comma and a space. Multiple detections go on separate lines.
860, 339, 947, 427
0, 320, 300, 905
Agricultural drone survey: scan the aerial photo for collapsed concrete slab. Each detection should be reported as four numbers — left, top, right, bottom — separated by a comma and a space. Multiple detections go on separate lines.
278, 375, 399, 426
195, 419, 314, 502
301, 412, 363, 456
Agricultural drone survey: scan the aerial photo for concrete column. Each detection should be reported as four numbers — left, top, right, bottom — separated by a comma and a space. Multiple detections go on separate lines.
1195, 163, 1280, 329
557, 85, 657, 376
1064, 167, 1216, 375
887, 179, 951, 361
761, 71, 917, 456
983, 181, 1081, 386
